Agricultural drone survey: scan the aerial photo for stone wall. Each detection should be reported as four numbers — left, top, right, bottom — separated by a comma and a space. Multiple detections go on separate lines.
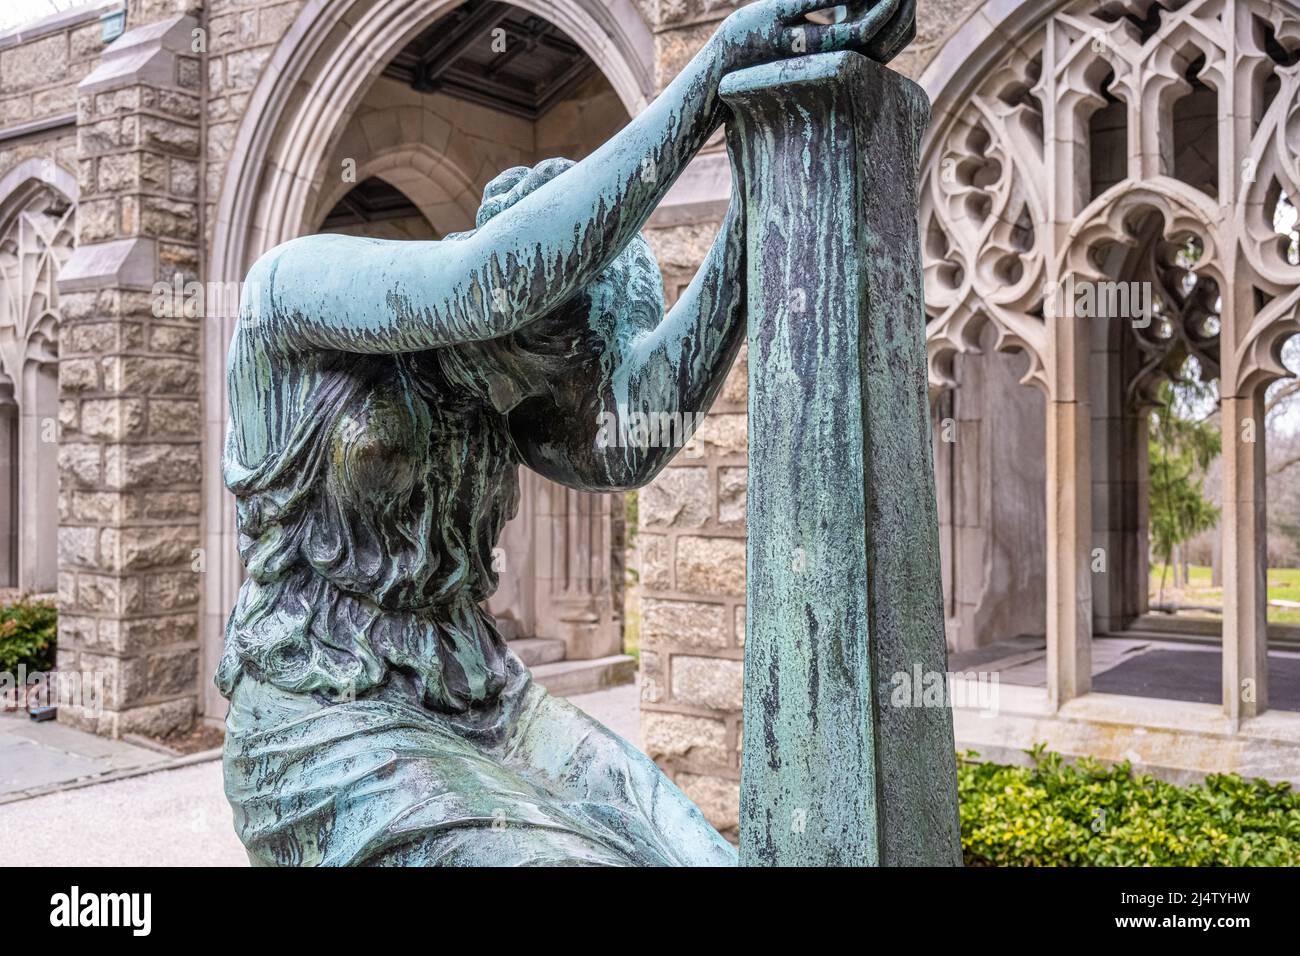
202, 0, 306, 251
54, 9, 206, 737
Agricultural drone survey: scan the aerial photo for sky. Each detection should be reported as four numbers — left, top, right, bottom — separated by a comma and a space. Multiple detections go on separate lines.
0, 0, 100, 34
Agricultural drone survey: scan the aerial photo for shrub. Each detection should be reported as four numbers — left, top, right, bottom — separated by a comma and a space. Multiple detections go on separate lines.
0, 596, 58, 674
958, 745, 1300, 866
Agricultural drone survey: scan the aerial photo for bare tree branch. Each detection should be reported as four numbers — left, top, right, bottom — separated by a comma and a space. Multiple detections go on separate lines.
1269, 450, 1300, 477
1266, 379, 1300, 418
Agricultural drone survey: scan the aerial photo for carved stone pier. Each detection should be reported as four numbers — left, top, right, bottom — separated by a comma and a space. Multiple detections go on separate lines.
722, 52, 962, 866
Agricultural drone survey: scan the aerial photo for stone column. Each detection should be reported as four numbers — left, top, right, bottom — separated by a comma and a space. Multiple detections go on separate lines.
54, 15, 204, 737
533, 482, 623, 660
1221, 392, 1268, 720
723, 52, 961, 866
1045, 396, 1092, 707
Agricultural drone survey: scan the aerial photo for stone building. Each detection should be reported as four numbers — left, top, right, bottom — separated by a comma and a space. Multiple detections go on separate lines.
1, 0, 1298, 840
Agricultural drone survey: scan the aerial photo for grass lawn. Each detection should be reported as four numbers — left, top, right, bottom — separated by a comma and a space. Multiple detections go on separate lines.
1150, 564, 1300, 625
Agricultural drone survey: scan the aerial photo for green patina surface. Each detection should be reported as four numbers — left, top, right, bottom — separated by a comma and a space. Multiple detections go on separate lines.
219, 1, 946, 866
725, 51, 962, 866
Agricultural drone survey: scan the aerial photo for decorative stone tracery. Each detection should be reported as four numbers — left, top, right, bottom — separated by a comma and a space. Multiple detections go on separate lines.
921, 0, 1300, 717
0, 159, 75, 592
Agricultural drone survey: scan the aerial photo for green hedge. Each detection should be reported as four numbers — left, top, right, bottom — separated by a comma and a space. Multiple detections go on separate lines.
0, 596, 58, 674
959, 746, 1300, 866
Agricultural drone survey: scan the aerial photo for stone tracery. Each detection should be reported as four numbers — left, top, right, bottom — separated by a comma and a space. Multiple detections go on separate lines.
922, 0, 1300, 404
0, 166, 74, 591
921, 0, 1300, 717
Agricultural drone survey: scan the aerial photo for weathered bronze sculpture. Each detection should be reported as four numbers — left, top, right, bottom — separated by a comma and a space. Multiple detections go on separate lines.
220, 0, 931, 866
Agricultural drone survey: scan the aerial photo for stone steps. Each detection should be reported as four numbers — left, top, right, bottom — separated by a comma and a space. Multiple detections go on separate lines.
508, 637, 567, 667
529, 655, 637, 697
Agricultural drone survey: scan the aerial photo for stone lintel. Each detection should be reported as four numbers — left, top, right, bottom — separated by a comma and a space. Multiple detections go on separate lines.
649, 151, 731, 228
0, 112, 77, 146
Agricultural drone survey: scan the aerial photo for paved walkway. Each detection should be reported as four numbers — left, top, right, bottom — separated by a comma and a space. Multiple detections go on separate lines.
0, 711, 170, 802
0, 681, 641, 866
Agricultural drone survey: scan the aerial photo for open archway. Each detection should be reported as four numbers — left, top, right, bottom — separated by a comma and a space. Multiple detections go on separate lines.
200, 0, 653, 718
920, 0, 1300, 719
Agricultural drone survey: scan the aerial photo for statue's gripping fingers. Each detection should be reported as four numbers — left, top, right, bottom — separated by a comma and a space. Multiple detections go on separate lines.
800, 0, 904, 55
864, 0, 917, 63
714, 0, 914, 71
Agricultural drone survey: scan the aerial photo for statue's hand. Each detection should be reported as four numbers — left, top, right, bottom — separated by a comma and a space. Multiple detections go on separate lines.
715, 0, 915, 71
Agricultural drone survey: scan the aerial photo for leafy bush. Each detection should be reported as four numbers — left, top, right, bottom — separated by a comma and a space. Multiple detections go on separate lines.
959, 745, 1300, 866
0, 596, 58, 674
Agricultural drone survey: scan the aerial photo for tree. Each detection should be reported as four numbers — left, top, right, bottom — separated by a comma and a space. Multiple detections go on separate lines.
1149, 378, 1221, 604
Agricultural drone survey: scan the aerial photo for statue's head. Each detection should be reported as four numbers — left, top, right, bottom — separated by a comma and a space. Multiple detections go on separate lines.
439, 158, 664, 414
469, 158, 663, 333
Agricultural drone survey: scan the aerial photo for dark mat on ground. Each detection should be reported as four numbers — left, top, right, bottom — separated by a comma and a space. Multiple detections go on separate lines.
1093, 649, 1300, 712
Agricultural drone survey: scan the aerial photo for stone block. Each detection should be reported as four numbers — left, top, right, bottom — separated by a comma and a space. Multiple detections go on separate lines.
0, 33, 67, 94
643, 712, 730, 765
117, 697, 195, 737
675, 535, 744, 595
642, 598, 728, 648
224, 46, 271, 91
76, 198, 119, 242
118, 647, 199, 706
59, 357, 99, 391
79, 398, 146, 439
720, 346, 748, 404
126, 489, 201, 522
148, 398, 201, 435
640, 466, 710, 527
717, 466, 746, 523
58, 442, 102, 487
68, 490, 125, 524
99, 525, 199, 572
637, 532, 673, 591
138, 114, 199, 154
0, 94, 34, 125
104, 443, 200, 490
57, 526, 98, 568
675, 772, 740, 833
33, 84, 76, 118
670, 654, 743, 711
654, 23, 714, 92
640, 649, 664, 703
691, 412, 746, 457
109, 356, 199, 395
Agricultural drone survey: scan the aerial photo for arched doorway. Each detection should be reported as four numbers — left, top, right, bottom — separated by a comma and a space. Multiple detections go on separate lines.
200, 0, 654, 718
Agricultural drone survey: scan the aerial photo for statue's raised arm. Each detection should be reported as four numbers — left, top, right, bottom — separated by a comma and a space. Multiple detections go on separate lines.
234, 0, 914, 354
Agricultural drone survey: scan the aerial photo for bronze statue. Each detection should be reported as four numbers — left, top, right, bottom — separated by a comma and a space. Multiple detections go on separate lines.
220, 0, 916, 866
